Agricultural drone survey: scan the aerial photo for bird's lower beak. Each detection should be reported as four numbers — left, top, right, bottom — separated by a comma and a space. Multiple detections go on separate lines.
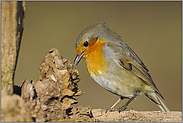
74, 51, 85, 65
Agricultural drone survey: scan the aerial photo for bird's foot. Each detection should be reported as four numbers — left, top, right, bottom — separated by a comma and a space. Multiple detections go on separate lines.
105, 105, 133, 113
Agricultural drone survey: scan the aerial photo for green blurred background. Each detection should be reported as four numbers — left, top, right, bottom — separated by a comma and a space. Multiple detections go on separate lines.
15, 1, 181, 111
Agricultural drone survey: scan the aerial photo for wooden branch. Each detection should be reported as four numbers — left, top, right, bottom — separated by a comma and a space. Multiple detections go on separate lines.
1, 1, 25, 94
92, 109, 182, 122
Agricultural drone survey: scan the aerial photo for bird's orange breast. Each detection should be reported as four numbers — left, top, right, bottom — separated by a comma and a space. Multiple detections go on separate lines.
85, 39, 110, 77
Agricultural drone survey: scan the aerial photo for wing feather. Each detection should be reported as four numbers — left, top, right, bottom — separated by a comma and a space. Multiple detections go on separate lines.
107, 40, 163, 98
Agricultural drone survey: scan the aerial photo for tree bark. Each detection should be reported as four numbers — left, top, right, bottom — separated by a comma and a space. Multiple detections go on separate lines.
1, 1, 25, 94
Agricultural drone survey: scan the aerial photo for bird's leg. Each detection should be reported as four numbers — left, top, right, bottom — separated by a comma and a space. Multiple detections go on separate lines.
111, 98, 122, 109
106, 94, 137, 113
117, 93, 137, 112
105, 97, 123, 113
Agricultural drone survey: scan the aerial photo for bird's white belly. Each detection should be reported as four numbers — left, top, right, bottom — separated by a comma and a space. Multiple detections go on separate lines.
90, 67, 145, 98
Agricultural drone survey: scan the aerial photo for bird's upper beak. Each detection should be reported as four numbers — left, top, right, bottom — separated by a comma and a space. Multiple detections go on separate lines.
74, 51, 85, 65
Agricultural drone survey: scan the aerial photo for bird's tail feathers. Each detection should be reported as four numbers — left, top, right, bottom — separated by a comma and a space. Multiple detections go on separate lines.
146, 93, 170, 112
156, 95, 170, 112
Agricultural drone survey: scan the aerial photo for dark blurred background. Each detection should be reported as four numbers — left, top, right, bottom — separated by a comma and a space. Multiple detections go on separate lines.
14, 1, 181, 111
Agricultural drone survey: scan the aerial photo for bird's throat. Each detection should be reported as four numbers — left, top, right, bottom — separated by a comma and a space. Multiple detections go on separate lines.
85, 40, 109, 77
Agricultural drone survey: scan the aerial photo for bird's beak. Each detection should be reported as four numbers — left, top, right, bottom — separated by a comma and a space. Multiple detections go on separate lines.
74, 51, 85, 65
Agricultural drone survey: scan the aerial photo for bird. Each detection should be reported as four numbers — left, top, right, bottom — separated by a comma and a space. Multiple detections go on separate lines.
74, 22, 170, 112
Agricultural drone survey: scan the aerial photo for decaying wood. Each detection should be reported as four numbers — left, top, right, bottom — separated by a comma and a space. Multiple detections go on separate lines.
1, 1, 25, 94
21, 48, 84, 122
1, 90, 33, 122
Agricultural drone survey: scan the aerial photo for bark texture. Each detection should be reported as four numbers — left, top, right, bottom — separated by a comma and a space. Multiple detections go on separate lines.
1, 1, 25, 94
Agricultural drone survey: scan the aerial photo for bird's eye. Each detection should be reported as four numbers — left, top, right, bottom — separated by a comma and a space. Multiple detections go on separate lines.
83, 41, 88, 47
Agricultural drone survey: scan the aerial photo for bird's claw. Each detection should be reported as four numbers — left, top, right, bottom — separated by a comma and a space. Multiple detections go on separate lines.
105, 106, 133, 113
105, 107, 126, 113
105, 108, 114, 113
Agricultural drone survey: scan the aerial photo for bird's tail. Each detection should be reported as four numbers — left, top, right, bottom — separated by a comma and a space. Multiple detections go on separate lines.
146, 93, 170, 112
156, 95, 170, 112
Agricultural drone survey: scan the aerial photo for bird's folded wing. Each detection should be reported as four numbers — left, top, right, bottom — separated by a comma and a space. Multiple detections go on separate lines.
107, 40, 163, 99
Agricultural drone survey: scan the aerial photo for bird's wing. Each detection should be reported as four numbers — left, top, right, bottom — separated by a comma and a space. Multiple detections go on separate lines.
107, 40, 163, 98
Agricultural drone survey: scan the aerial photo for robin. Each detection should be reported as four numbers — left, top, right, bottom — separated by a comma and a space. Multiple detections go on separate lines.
74, 22, 170, 112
